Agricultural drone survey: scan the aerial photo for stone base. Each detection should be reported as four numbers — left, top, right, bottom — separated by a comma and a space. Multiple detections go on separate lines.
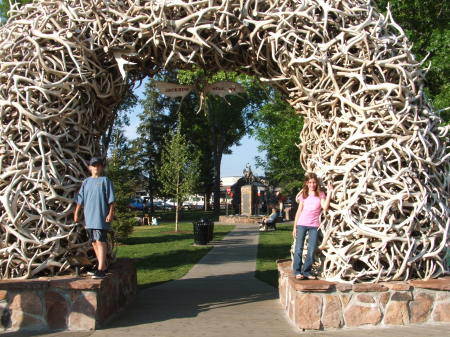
278, 259, 450, 331
0, 258, 137, 332
218, 215, 263, 224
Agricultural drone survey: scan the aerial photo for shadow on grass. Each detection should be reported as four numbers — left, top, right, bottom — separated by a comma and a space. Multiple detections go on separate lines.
255, 269, 279, 288
256, 224, 293, 288
257, 242, 292, 259
123, 233, 194, 245
134, 247, 210, 271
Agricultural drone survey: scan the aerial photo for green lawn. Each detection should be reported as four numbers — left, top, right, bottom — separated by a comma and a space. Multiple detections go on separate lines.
130, 209, 227, 222
255, 223, 293, 288
116, 222, 234, 288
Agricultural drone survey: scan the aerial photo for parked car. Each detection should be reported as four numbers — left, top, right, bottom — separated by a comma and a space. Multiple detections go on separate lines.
150, 200, 176, 210
128, 198, 152, 211
128, 198, 144, 210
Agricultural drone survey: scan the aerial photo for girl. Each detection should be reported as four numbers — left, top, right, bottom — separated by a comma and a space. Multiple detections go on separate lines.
292, 173, 332, 280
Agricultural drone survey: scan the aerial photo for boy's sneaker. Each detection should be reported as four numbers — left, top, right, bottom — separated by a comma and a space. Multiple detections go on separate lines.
85, 265, 98, 276
91, 270, 106, 279
86, 270, 96, 276
87, 267, 107, 276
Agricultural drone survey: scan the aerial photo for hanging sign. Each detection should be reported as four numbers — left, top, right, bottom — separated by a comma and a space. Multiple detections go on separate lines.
154, 80, 245, 98
153, 81, 193, 98
203, 81, 246, 97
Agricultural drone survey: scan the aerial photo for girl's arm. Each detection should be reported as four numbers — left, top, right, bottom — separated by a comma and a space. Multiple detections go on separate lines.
321, 182, 333, 211
292, 199, 304, 239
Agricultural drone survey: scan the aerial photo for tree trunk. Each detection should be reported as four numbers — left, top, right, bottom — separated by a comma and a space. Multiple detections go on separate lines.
213, 151, 222, 217
204, 192, 209, 211
101, 114, 117, 153
149, 179, 155, 214
175, 198, 179, 232
175, 169, 180, 232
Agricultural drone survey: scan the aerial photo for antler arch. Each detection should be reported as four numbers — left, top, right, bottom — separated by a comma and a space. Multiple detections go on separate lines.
0, 0, 448, 281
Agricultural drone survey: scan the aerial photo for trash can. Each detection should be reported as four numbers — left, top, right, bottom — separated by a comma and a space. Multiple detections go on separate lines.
193, 218, 210, 245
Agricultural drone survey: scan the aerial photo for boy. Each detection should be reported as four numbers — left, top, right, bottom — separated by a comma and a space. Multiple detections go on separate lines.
74, 157, 115, 279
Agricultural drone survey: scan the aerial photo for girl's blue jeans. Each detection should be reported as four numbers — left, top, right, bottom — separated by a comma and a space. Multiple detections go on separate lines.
293, 225, 318, 277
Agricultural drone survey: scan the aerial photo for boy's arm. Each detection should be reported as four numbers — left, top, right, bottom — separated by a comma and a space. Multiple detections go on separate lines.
74, 203, 82, 223
106, 202, 115, 223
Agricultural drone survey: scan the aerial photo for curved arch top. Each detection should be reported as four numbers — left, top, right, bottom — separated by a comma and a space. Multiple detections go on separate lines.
0, 0, 448, 281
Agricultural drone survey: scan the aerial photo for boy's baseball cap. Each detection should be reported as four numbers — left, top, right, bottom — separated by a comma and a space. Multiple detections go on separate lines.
89, 157, 104, 166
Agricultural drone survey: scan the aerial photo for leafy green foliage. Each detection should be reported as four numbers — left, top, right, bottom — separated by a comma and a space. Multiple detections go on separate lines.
135, 69, 268, 215
177, 69, 269, 214
107, 128, 141, 242
112, 213, 136, 243
131, 74, 178, 211
102, 83, 138, 151
158, 128, 200, 231
376, 0, 450, 121
0, 0, 31, 24
253, 94, 304, 198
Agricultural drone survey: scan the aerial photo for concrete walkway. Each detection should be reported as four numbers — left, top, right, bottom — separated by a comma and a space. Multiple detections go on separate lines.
4, 224, 449, 337
93, 224, 299, 337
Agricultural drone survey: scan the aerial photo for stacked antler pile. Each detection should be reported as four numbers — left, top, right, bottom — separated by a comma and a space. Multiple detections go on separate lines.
0, 0, 448, 281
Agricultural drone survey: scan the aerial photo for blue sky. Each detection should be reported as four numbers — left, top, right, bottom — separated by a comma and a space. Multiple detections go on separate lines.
123, 80, 265, 177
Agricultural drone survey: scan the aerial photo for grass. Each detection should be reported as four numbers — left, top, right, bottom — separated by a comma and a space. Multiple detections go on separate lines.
255, 223, 293, 288
130, 209, 226, 222
116, 222, 234, 288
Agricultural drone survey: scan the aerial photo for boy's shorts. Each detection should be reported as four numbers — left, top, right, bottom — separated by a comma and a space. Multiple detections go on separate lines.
87, 229, 108, 243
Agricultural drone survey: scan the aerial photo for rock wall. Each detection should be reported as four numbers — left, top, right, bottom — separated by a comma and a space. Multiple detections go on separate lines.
278, 260, 450, 330
0, 259, 136, 332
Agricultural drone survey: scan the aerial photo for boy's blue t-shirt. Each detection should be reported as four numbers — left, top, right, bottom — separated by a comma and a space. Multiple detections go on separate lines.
75, 176, 115, 230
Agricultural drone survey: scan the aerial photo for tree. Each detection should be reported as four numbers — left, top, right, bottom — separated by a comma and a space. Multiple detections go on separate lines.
376, 0, 450, 122
132, 75, 178, 213
177, 69, 268, 215
107, 127, 140, 241
158, 127, 199, 231
253, 93, 305, 198
136, 69, 267, 216
101, 83, 138, 153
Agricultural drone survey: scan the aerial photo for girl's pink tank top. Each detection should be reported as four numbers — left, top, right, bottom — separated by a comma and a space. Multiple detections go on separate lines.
296, 191, 326, 227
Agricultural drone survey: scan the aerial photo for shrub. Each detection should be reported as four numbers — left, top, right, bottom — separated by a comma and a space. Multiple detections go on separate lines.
112, 213, 136, 242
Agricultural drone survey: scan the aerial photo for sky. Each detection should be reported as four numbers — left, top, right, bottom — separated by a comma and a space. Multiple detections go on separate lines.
123, 80, 265, 177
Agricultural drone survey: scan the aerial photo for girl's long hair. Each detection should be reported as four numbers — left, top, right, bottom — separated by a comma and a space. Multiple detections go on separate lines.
301, 173, 320, 198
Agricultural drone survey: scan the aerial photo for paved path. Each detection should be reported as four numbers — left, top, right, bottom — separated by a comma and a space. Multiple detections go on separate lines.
93, 224, 299, 337
4, 224, 449, 337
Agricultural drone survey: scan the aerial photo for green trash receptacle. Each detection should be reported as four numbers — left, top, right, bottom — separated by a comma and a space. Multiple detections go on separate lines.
193, 218, 209, 245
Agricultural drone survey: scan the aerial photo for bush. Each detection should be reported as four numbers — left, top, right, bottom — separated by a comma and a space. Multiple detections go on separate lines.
112, 213, 136, 242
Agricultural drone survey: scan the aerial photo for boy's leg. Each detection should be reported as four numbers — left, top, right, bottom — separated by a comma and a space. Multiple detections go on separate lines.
90, 230, 108, 271
91, 241, 99, 263
96, 241, 107, 271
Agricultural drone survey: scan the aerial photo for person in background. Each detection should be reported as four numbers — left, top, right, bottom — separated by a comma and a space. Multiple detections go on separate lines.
292, 173, 332, 280
74, 157, 115, 279
259, 207, 278, 231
